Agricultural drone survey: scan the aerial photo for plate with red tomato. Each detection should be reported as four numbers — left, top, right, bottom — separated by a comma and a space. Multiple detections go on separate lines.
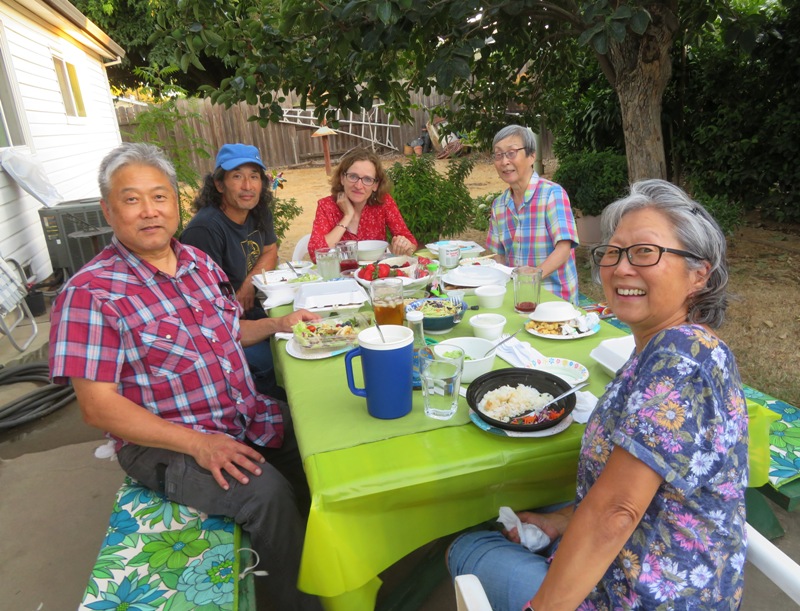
354, 255, 432, 291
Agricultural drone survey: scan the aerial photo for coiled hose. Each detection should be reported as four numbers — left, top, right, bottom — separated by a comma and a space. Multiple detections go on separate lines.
0, 361, 75, 430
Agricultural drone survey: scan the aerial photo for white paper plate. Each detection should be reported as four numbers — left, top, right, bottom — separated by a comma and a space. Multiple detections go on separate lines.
531, 357, 589, 385
442, 266, 509, 288
526, 324, 601, 341
426, 240, 485, 255
528, 302, 582, 323
469, 412, 574, 437
285, 338, 352, 360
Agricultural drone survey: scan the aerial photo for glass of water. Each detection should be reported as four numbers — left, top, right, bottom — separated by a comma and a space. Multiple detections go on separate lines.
315, 247, 340, 280
420, 345, 464, 420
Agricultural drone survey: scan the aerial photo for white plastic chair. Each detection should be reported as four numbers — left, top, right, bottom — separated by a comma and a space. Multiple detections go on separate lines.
0, 257, 39, 352
292, 233, 311, 262
455, 574, 493, 611
746, 523, 800, 604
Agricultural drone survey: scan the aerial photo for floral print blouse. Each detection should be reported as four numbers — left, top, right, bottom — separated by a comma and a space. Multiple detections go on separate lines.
307, 194, 417, 261
577, 325, 748, 610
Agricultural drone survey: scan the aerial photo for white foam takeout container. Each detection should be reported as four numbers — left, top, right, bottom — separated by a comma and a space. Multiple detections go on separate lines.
293, 278, 369, 316
589, 335, 636, 378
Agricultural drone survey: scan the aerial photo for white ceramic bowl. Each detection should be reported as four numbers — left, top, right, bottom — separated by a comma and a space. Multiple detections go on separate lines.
474, 285, 506, 309
469, 313, 506, 340
435, 337, 496, 383
529, 301, 581, 322
357, 240, 389, 261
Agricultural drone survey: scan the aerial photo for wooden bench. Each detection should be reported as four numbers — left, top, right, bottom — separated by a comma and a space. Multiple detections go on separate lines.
80, 476, 255, 610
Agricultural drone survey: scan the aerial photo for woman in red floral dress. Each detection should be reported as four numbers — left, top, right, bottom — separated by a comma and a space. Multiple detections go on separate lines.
308, 148, 417, 261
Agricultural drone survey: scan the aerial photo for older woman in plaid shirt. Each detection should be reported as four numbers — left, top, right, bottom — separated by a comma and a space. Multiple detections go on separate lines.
486, 125, 580, 304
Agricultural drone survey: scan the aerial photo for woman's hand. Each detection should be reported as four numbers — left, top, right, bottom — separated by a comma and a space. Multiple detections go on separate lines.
336, 193, 355, 226
390, 235, 416, 256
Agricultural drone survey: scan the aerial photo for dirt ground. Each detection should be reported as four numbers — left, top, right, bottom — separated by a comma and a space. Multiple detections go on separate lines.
272, 154, 800, 407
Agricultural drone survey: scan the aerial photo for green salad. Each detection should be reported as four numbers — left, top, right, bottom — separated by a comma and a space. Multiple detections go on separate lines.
287, 273, 320, 284
414, 299, 460, 318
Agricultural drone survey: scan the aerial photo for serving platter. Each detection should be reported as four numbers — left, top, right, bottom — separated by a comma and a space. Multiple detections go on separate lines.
469, 412, 574, 437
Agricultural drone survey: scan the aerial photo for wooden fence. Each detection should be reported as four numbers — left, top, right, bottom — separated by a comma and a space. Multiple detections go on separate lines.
116, 91, 450, 174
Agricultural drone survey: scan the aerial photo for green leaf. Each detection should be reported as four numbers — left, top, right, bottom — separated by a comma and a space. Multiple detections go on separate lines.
609, 21, 626, 43
179, 52, 191, 73
376, 0, 393, 25
188, 22, 203, 33
629, 10, 650, 35
611, 5, 632, 20
591, 31, 609, 55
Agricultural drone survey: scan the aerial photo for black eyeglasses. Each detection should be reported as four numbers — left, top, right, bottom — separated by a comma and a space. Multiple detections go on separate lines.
492, 147, 527, 161
591, 243, 704, 267
343, 172, 378, 186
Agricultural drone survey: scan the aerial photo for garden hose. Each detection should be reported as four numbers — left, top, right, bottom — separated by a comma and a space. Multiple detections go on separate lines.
0, 361, 75, 430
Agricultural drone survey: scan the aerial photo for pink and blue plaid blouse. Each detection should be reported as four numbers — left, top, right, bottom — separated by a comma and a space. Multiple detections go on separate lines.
486, 173, 579, 303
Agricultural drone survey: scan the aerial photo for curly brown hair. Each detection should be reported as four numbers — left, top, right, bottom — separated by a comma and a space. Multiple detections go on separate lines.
330, 148, 393, 206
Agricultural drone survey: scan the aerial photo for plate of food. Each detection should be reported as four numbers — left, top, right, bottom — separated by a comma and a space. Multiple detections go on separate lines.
531, 357, 589, 386
354, 256, 432, 291
291, 312, 373, 351
525, 311, 601, 340
285, 337, 354, 360
466, 368, 576, 432
404, 297, 467, 335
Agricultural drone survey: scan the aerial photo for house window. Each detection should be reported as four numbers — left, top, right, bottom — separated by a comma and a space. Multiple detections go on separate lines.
53, 56, 86, 117
0, 47, 24, 147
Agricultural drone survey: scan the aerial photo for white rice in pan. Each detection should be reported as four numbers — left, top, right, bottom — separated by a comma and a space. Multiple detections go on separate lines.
477, 384, 554, 423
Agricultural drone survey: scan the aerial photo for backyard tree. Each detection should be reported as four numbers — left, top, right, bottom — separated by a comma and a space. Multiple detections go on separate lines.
152, 0, 754, 180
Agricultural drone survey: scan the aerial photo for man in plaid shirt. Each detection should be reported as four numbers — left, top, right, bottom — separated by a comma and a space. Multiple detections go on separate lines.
49, 143, 321, 610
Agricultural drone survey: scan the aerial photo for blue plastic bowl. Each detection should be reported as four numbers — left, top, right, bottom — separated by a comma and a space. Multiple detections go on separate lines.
405, 298, 467, 334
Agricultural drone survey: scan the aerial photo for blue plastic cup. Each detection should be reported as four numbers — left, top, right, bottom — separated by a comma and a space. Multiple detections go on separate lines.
345, 325, 413, 419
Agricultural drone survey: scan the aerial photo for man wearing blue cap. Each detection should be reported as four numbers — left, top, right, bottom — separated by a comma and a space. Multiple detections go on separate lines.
182, 144, 284, 398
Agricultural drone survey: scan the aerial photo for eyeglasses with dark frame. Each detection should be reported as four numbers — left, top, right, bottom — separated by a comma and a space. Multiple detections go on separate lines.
492, 147, 527, 162
591, 243, 704, 267
343, 172, 378, 187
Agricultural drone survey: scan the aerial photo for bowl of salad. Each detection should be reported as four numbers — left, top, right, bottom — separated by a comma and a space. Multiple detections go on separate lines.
291, 312, 374, 350
252, 269, 322, 300
405, 297, 467, 335
435, 337, 496, 383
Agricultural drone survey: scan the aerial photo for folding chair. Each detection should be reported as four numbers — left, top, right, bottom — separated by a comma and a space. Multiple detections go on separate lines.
0, 257, 39, 352
292, 233, 312, 262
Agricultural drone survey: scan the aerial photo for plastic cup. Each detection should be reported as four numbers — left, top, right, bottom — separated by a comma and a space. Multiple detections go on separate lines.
512, 267, 542, 314
420, 345, 464, 420
315, 247, 340, 280
371, 278, 404, 325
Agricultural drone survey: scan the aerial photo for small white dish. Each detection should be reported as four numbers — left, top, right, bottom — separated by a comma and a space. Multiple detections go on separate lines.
474, 285, 506, 309
529, 301, 582, 322
436, 337, 496, 383
469, 313, 506, 340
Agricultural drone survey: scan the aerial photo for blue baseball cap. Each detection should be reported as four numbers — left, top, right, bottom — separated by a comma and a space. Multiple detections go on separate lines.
215, 144, 267, 171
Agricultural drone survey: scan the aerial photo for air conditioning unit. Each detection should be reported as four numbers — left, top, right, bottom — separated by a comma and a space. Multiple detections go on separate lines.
38, 198, 113, 276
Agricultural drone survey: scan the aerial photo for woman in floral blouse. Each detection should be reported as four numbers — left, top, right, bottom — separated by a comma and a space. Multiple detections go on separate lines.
307, 148, 417, 261
449, 179, 748, 611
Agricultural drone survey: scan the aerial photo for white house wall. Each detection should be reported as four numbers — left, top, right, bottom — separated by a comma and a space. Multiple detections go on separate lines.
0, 2, 121, 282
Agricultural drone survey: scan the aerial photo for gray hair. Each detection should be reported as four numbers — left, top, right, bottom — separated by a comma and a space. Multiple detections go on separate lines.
98, 142, 178, 200
598, 179, 729, 328
492, 125, 536, 155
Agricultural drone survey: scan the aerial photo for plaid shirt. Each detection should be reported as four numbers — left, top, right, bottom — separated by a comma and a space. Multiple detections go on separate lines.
49, 237, 283, 450
486, 173, 579, 303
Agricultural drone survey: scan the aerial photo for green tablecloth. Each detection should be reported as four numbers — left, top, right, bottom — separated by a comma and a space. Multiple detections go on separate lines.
271, 290, 628, 610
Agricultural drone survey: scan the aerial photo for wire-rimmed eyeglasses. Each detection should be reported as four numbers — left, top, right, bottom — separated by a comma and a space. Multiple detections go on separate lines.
591, 243, 704, 267
492, 147, 527, 162
343, 172, 378, 186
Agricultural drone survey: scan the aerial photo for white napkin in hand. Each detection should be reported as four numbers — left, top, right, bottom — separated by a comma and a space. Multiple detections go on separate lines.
497, 506, 550, 552
572, 391, 599, 424
494, 336, 545, 368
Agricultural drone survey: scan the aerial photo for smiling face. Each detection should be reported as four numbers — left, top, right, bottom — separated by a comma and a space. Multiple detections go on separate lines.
215, 163, 263, 221
342, 160, 379, 206
600, 207, 710, 348
493, 135, 535, 192
100, 163, 179, 263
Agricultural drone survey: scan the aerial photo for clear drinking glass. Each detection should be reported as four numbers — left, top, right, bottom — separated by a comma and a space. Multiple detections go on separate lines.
420, 345, 464, 420
336, 240, 359, 274
315, 247, 340, 280
512, 267, 542, 314
370, 278, 405, 325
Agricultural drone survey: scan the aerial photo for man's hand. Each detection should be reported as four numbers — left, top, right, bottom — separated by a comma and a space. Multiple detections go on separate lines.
277, 309, 321, 334
236, 281, 257, 312
193, 432, 267, 490
390, 235, 416, 256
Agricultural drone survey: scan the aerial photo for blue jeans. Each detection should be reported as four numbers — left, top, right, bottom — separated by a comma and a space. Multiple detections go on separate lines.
243, 338, 286, 401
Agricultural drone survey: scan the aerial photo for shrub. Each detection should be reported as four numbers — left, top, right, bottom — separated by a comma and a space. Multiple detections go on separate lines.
470, 191, 501, 233
388, 154, 475, 246
552, 151, 629, 217
271, 196, 303, 244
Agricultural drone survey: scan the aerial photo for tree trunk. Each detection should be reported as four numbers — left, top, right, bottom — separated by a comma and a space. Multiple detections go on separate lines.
605, 4, 679, 181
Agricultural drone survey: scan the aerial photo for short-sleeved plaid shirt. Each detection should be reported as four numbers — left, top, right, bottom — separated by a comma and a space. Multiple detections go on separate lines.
49, 237, 283, 450
486, 173, 579, 303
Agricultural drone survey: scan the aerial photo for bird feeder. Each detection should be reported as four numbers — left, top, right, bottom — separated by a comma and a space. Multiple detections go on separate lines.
311, 125, 338, 175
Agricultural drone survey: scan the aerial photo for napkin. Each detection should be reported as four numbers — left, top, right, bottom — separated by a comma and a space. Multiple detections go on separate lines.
572, 391, 599, 424
274, 332, 293, 341
262, 293, 294, 309
494, 336, 546, 368
497, 506, 550, 552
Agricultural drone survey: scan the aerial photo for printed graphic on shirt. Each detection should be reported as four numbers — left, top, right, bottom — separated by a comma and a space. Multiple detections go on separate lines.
241, 235, 262, 272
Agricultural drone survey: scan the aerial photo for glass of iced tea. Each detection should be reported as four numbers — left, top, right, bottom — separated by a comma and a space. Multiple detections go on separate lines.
512, 267, 542, 314
370, 278, 405, 325
336, 240, 359, 274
